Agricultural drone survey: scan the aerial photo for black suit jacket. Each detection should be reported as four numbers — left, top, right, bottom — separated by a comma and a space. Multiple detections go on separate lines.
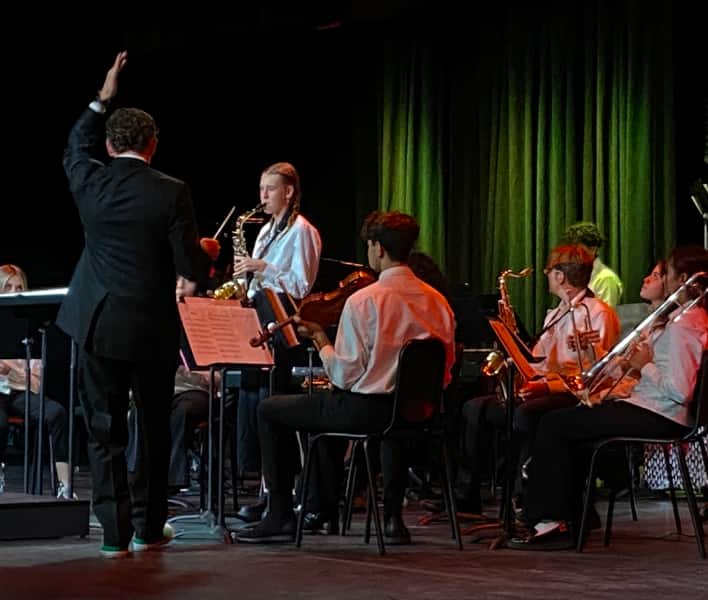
57, 108, 208, 361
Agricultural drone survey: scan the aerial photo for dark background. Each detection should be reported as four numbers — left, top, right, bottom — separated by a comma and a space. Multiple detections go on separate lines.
1, 4, 705, 405
3, 6, 706, 291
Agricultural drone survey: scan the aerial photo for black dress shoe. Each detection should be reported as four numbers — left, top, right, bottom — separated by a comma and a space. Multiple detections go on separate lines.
507, 520, 574, 551
384, 515, 411, 545
234, 515, 296, 544
236, 502, 266, 523
302, 512, 339, 535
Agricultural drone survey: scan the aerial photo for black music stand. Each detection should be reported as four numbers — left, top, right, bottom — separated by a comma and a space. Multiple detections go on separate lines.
0, 288, 76, 496
0, 287, 89, 541
465, 316, 540, 550
690, 178, 708, 249
170, 297, 274, 543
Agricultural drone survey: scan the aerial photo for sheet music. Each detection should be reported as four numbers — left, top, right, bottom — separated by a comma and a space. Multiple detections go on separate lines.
178, 297, 274, 367
487, 317, 539, 381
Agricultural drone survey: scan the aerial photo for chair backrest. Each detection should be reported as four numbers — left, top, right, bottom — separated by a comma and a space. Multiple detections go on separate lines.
691, 349, 708, 432
385, 337, 447, 432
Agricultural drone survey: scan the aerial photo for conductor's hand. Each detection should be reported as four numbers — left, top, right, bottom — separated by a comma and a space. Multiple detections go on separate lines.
200, 237, 221, 261
176, 276, 197, 302
98, 51, 127, 103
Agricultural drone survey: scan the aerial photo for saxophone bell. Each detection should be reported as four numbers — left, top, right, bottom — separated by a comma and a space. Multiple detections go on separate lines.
481, 351, 507, 377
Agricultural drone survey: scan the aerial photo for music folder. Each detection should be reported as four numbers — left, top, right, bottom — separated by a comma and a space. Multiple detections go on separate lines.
178, 297, 274, 369
486, 316, 540, 381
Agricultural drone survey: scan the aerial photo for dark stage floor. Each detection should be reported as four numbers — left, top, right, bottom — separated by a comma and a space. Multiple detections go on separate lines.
1, 457, 707, 599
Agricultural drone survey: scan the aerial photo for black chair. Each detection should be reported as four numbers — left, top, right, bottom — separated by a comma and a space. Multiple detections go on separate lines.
576, 350, 708, 558
295, 338, 463, 555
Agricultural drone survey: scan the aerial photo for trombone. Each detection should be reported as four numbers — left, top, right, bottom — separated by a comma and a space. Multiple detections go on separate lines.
577, 271, 708, 400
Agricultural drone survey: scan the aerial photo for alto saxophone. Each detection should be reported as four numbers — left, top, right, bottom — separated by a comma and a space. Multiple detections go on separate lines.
211, 203, 265, 300
481, 267, 534, 402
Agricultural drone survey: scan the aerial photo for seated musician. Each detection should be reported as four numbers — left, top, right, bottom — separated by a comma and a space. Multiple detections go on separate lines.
224, 162, 322, 521
510, 245, 708, 548
234, 210, 457, 545
0, 264, 75, 499
454, 244, 620, 515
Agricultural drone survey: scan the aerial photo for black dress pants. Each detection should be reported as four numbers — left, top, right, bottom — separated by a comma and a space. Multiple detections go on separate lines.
258, 389, 410, 519
78, 348, 175, 548
168, 389, 209, 488
525, 401, 688, 524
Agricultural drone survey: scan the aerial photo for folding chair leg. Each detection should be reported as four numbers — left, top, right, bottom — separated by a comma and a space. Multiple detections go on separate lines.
49, 432, 57, 495
676, 446, 706, 559
440, 441, 463, 550
604, 490, 616, 547
662, 445, 683, 534
342, 440, 361, 535
625, 445, 638, 522
363, 439, 385, 555
296, 435, 318, 548
577, 448, 601, 552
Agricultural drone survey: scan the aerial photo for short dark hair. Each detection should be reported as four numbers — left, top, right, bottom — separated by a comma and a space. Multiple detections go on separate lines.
360, 211, 420, 262
545, 244, 594, 288
561, 221, 605, 249
106, 108, 158, 153
668, 245, 708, 311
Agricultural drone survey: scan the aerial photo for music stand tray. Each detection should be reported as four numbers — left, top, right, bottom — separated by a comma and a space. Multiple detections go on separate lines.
170, 297, 274, 543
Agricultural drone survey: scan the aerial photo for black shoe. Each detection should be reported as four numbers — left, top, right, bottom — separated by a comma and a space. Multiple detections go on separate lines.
302, 512, 339, 535
236, 502, 266, 523
507, 520, 574, 551
384, 515, 411, 545
234, 515, 296, 544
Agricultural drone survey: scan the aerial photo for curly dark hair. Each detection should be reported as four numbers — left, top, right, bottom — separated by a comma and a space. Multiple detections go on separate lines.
105, 108, 158, 153
360, 211, 420, 262
561, 221, 605, 249
668, 245, 708, 311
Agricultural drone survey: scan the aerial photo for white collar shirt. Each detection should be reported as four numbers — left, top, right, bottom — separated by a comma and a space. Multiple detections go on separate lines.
319, 266, 457, 394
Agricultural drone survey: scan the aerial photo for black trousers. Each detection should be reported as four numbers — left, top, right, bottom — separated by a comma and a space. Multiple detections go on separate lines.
78, 348, 175, 548
168, 390, 209, 488
525, 401, 688, 524
236, 370, 271, 475
0, 392, 69, 463
455, 394, 505, 509
258, 389, 410, 520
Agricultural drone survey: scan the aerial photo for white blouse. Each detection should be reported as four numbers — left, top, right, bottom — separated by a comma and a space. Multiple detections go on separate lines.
621, 304, 708, 427
247, 214, 322, 301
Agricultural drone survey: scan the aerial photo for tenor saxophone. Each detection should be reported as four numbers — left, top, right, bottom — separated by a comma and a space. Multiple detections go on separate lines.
481, 267, 534, 389
211, 203, 265, 300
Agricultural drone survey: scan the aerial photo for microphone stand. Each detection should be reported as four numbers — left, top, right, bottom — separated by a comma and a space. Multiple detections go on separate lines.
690, 180, 708, 250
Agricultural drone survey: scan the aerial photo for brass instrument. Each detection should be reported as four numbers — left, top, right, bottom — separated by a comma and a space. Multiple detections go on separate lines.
481, 267, 534, 386
497, 267, 534, 335
211, 203, 265, 301
575, 270, 708, 403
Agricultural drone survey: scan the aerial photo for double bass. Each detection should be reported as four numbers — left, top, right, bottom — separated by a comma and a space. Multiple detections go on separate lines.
249, 270, 377, 348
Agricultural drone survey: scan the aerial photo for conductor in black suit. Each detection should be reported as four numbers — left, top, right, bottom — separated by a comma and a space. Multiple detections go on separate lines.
56, 51, 217, 557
